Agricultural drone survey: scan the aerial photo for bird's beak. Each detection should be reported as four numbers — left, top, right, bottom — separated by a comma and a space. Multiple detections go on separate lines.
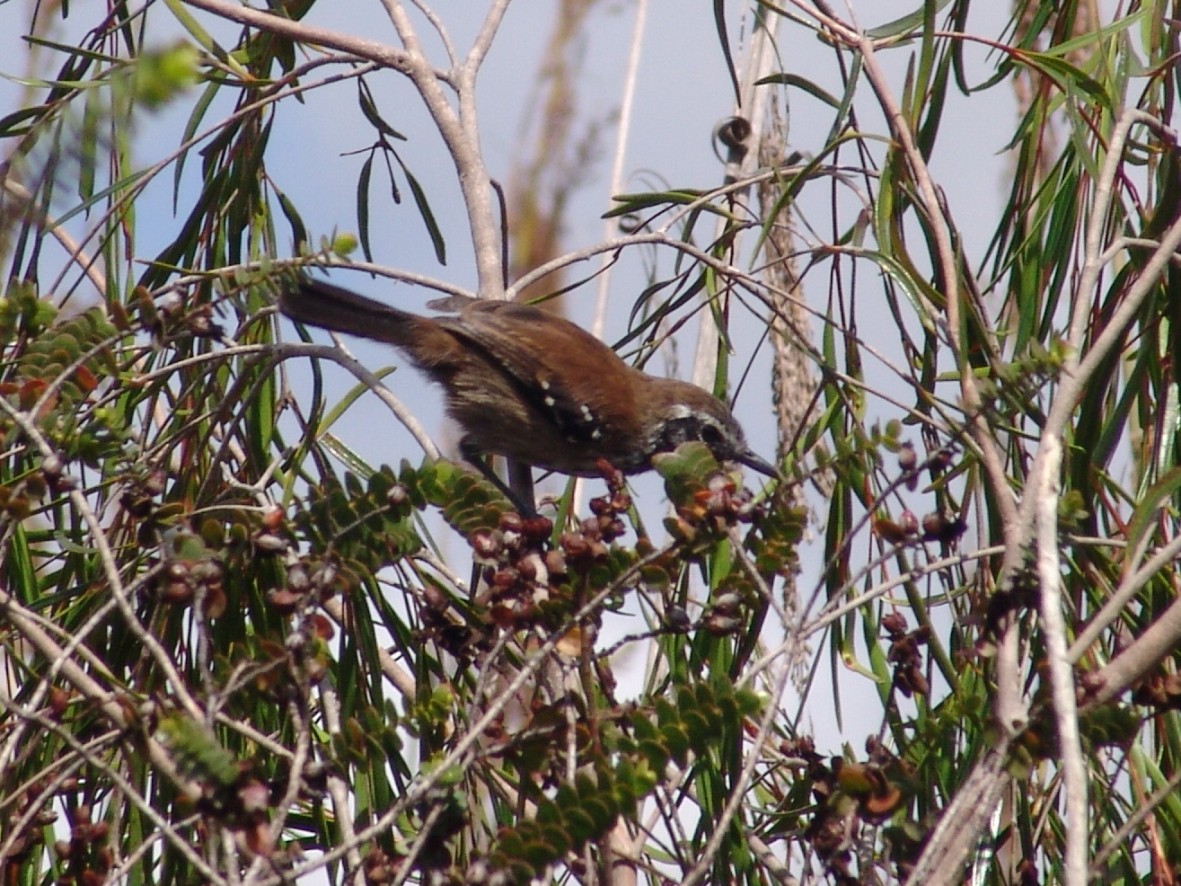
736, 449, 779, 479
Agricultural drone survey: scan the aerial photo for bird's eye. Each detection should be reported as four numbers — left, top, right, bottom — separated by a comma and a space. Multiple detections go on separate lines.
700, 423, 725, 449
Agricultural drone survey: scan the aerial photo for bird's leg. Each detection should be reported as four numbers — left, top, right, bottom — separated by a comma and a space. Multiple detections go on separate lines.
459, 440, 537, 517
506, 460, 537, 516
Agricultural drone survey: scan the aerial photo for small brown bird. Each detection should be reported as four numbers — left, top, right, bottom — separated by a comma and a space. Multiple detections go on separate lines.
279, 277, 775, 506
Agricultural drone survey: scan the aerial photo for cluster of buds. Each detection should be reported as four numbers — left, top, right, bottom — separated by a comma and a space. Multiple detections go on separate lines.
156, 553, 226, 612
129, 285, 222, 342
361, 846, 402, 884
257, 505, 345, 665
873, 444, 966, 547
1, 783, 58, 878
882, 612, 930, 698
149, 530, 227, 617
1131, 669, 1181, 712
668, 470, 759, 545
462, 462, 636, 632
803, 737, 912, 882
557, 461, 632, 566
703, 588, 746, 637
53, 804, 112, 886
265, 555, 340, 618
872, 507, 967, 546
467, 511, 556, 631
118, 467, 167, 520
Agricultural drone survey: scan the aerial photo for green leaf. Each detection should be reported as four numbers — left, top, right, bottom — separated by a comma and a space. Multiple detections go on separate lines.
357, 79, 406, 140
866, 0, 955, 38
392, 155, 446, 265
356, 152, 375, 263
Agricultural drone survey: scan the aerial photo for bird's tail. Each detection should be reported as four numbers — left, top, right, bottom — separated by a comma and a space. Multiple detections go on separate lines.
278, 276, 429, 349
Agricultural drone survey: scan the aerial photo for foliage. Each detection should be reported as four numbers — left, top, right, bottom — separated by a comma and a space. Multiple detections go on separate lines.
2, 1, 1181, 885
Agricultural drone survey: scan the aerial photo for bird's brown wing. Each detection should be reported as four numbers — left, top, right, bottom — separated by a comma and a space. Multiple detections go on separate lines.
435, 301, 639, 449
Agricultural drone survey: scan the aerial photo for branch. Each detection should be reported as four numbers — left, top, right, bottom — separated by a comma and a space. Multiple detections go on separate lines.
1069, 533, 1181, 662
271, 340, 441, 460
182, 0, 504, 295
1080, 593, 1181, 712
1033, 436, 1087, 885
903, 747, 1012, 886
183, 0, 419, 74
376, 0, 504, 294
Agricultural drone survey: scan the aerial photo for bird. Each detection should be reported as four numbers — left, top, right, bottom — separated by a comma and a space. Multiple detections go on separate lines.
278, 276, 776, 510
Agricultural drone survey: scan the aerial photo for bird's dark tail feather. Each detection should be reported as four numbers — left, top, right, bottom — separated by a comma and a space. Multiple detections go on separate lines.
278, 277, 422, 347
